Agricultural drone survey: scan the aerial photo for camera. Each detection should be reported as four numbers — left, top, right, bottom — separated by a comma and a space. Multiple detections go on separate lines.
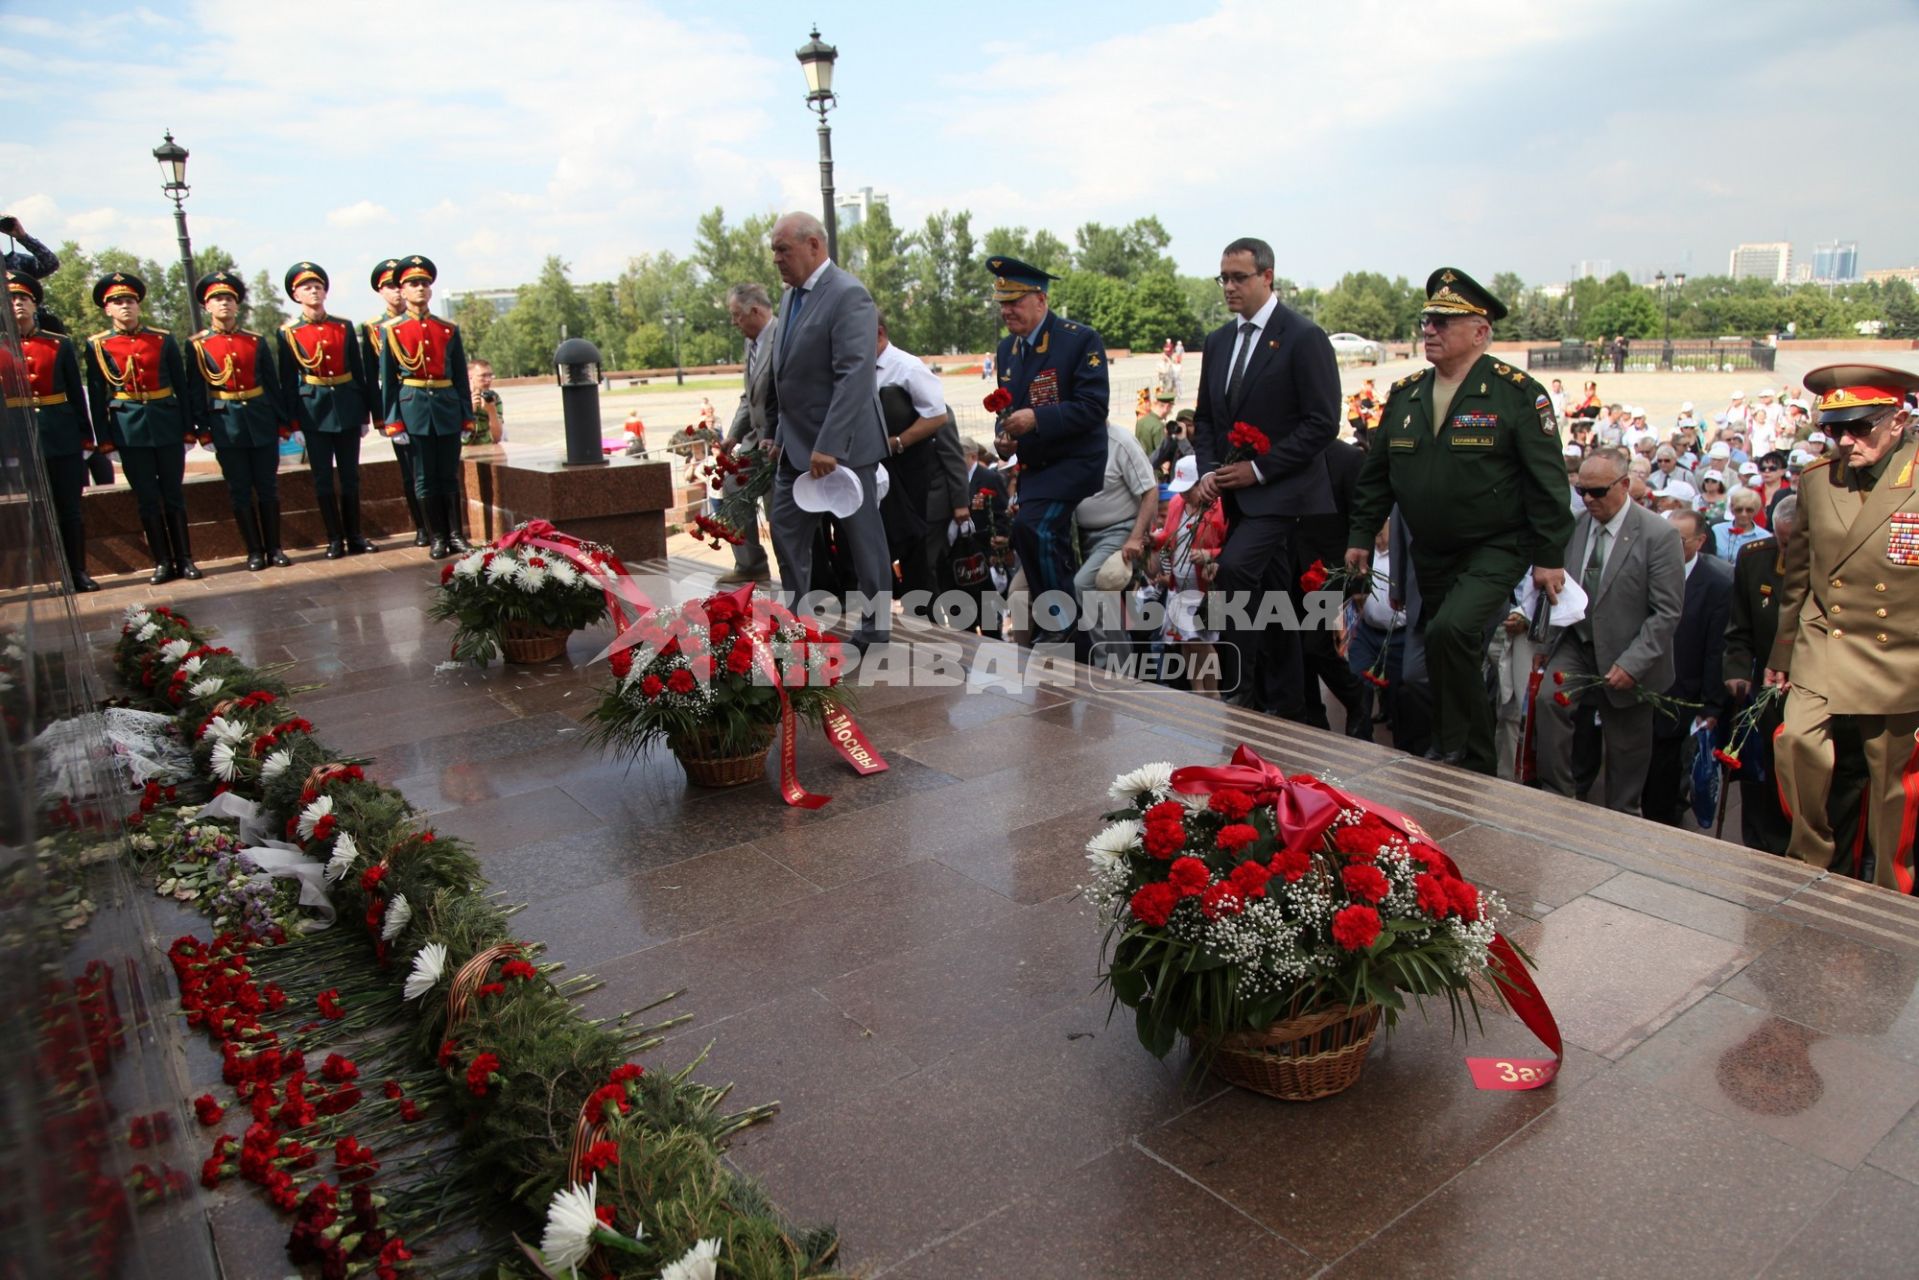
0, 216, 19, 236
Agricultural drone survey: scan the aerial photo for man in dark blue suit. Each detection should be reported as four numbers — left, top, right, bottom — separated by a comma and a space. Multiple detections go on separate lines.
1190, 237, 1341, 714
1641, 506, 1733, 825
988, 256, 1109, 647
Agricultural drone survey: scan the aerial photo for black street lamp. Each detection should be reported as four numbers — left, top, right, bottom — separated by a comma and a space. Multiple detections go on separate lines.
1654, 270, 1686, 369
152, 130, 202, 331
661, 307, 685, 386
796, 26, 840, 262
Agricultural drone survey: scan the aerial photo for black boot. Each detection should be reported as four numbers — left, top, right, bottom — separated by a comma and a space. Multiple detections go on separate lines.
59, 521, 100, 592
403, 486, 430, 547
166, 510, 204, 580
342, 493, 375, 554
319, 493, 346, 559
237, 505, 267, 571
443, 494, 471, 555
261, 500, 293, 567
143, 514, 178, 585
425, 494, 451, 559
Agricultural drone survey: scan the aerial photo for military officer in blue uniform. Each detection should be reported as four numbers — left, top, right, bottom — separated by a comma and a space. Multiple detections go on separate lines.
366, 257, 428, 546
378, 255, 473, 558
8, 270, 98, 590
280, 261, 377, 557
189, 269, 295, 571
988, 256, 1109, 647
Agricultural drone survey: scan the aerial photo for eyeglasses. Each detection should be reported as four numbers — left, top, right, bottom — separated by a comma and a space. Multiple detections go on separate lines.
1833, 417, 1885, 438
1574, 479, 1624, 499
1214, 271, 1261, 287
1418, 315, 1467, 332
1759, 463, 1783, 472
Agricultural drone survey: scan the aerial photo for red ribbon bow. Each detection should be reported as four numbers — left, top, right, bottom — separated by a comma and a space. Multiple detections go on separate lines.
1171, 745, 1341, 853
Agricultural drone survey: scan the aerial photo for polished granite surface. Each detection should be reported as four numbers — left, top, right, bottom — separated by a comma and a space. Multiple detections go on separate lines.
69, 547, 1919, 1278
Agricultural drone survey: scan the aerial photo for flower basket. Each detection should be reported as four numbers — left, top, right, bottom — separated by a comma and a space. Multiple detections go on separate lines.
1199, 1001, 1383, 1101
669, 724, 774, 788
500, 620, 572, 665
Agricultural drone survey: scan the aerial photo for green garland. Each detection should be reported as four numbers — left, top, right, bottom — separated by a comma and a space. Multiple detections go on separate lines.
115, 603, 846, 1277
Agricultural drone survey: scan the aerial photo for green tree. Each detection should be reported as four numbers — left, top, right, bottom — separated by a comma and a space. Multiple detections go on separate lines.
981, 226, 1072, 277
1178, 275, 1230, 337
1072, 217, 1173, 280
1317, 271, 1402, 339
246, 269, 289, 331
450, 294, 498, 364
1583, 288, 1659, 340
1048, 269, 1194, 351
1881, 279, 1919, 339
846, 202, 913, 349
911, 209, 986, 354
610, 250, 704, 368
42, 240, 95, 333
1489, 271, 1525, 339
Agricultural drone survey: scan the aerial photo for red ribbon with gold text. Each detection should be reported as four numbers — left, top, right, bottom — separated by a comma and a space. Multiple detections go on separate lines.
1171, 745, 1562, 1090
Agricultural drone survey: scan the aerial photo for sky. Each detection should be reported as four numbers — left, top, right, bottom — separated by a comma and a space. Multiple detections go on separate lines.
7, 0, 1919, 301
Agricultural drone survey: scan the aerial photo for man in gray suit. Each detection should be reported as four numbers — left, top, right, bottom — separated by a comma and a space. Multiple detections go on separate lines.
1535, 446, 1686, 811
765, 211, 893, 648
719, 282, 777, 583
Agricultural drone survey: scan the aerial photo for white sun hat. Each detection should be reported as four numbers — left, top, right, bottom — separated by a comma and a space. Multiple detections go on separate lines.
792, 466, 863, 518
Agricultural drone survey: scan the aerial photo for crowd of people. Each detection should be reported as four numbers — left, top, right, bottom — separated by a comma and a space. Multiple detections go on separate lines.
5, 225, 506, 591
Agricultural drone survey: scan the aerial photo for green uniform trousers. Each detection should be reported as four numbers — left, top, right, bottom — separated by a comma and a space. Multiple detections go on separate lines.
1411, 539, 1530, 774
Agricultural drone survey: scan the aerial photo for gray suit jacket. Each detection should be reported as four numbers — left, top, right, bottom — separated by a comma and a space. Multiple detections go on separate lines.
768, 262, 889, 471
1554, 500, 1686, 706
725, 317, 777, 450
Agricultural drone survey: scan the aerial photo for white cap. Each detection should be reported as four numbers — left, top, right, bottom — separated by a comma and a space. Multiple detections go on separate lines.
1788, 448, 1814, 468
1791, 397, 1811, 411
1807, 431, 1830, 445
1662, 479, 1698, 503
1739, 461, 1762, 476
1681, 401, 1695, 412
1631, 406, 1647, 418
1707, 441, 1732, 458
1730, 389, 1745, 399
1758, 388, 1776, 398
791, 466, 864, 517
1562, 442, 1583, 458
1701, 469, 1727, 486
1169, 454, 1199, 494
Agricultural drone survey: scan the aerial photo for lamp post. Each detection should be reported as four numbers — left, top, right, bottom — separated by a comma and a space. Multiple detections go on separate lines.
152, 130, 202, 331
796, 26, 840, 262
661, 307, 685, 386
1654, 270, 1686, 369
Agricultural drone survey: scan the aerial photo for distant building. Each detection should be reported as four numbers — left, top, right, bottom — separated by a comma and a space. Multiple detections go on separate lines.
1791, 262, 1814, 285
1729, 242, 1792, 284
1864, 267, 1919, 286
1812, 240, 1860, 282
1573, 259, 1612, 281
836, 187, 888, 233
447, 287, 519, 316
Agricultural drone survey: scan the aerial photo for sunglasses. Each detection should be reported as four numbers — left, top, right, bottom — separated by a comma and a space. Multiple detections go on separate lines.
1759, 463, 1783, 472
1575, 480, 1623, 499
1832, 417, 1884, 438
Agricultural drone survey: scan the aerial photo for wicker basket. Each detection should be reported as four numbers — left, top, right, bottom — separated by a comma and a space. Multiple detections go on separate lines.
500, 620, 571, 664
1200, 1001, 1383, 1101
670, 725, 775, 788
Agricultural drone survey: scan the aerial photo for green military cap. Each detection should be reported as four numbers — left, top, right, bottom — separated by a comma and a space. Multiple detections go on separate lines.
370, 258, 402, 291
1421, 267, 1507, 323
396, 255, 437, 286
7, 270, 43, 305
1155, 387, 1175, 402
286, 261, 329, 294
196, 269, 247, 306
1174, 408, 1196, 423
94, 272, 147, 307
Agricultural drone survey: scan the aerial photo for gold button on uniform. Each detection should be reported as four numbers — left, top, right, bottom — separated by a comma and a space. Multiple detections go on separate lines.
1833, 628, 1844, 638
1832, 605, 1843, 614
1877, 608, 1889, 618
1878, 633, 1890, 643
1875, 582, 1887, 592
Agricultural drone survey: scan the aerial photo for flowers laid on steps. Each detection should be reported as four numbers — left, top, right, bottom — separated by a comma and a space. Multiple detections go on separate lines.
427, 521, 619, 664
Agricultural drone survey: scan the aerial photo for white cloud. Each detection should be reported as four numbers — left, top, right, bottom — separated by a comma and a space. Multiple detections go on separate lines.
327, 200, 392, 229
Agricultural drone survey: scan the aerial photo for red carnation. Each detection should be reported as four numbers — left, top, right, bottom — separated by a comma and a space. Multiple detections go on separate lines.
1341, 862, 1390, 904
983, 387, 1012, 414
581, 1139, 621, 1173
609, 648, 634, 679
1268, 846, 1312, 883
1553, 691, 1570, 706
1229, 859, 1271, 899
1128, 882, 1179, 927
1552, 670, 1566, 685
1414, 872, 1451, 917
1167, 856, 1212, 897
320, 1053, 359, 1083
501, 959, 537, 982
316, 989, 345, 1020
1299, 559, 1330, 592
1332, 813, 1400, 859
439, 563, 454, 584
1143, 813, 1186, 859
465, 1052, 501, 1097
1226, 421, 1271, 456
640, 673, 664, 698
194, 1094, 225, 1127
1207, 788, 1254, 820
1200, 880, 1246, 920
725, 644, 755, 676
1444, 877, 1482, 922
1331, 903, 1382, 950
584, 1082, 631, 1124
667, 668, 696, 695
1216, 822, 1259, 855
608, 1063, 644, 1084
1713, 748, 1741, 768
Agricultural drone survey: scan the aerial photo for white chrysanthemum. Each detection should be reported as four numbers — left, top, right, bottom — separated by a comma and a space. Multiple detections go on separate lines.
485, 553, 519, 583
324, 831, 360, 883
1177, 788, 1211, 813
1108, 762, 1175, 803
547, 558, 578, 586
538, 1177, 600, 1274
452, 552, 486, 578
517, 563, 547, 592
209, 741, 239, 781
180, 655, 206, 676
661, 1238, 722, 1280
296, 795, 334, 839
260, 748, 293, 781
188, 676, 224, 699
381, 893, 412, 941
203, 715, 249, 746
123, 604, 150, 627
1085, 819, 1141, 873
160, 638, 192, 664
402, 941, 448, 1000
136, 621, 160, 641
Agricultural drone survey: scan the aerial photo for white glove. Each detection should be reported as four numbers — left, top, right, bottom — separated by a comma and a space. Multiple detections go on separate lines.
946, 518, 975, 546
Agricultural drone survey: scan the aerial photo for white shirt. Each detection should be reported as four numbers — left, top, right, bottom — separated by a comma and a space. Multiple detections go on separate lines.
1219, 293, 1279, 394
1076, 423, 1157, 529
1683, 551, 1698, 582
874, 340, 945, 419
1361, 548, 1406, 630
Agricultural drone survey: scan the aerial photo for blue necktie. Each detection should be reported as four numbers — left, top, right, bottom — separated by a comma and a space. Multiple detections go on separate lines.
781, 287, 806, 355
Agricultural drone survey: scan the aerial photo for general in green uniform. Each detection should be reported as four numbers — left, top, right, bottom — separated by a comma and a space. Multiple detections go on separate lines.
1345, 268, 1574, 773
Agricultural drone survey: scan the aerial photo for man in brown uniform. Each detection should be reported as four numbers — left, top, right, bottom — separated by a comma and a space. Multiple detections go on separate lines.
1767, 363, 1919, 893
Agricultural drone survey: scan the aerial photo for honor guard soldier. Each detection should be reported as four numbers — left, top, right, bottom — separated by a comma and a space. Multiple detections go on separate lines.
85, 271, 202, 583
378, 255, 473, 558
367, 257, 429, 546
1768, 363, 1919, 894
8, 271, 98, 590
188, 270, 294, 571
1346, 268, 1574, 773
280, 261, 376, 557
986, 255, 1110, 648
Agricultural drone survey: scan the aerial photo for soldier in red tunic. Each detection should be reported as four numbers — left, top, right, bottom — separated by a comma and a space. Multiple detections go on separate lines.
366, 257, 429, 546
280, 261, 376, 557
8, 270, 99, 590
84, 271, 201, 583
378, 255, 473, 558
188, 270, 294, 571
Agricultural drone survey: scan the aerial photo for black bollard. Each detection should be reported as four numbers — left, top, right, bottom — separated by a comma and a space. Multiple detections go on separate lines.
555, 337, 606, 466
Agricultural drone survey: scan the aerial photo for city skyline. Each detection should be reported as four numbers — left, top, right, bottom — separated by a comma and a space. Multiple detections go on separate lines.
9, 0, 1919, 298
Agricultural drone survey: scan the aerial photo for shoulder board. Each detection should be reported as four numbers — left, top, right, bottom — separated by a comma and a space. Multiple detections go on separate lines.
1736, 537, 1777, 559
1800, 456, 1835, 475
1391, 371, 1421, 391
